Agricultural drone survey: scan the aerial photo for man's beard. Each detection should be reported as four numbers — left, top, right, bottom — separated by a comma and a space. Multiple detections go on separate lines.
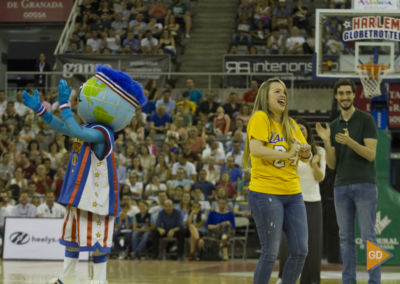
340, 101, 353, 111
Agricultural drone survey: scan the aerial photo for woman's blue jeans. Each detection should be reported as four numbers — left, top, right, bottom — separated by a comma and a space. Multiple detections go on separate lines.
249, 191, 308, 284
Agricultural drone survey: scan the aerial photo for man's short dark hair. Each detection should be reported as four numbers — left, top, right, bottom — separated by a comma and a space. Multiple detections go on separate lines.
333, 79, 356, 95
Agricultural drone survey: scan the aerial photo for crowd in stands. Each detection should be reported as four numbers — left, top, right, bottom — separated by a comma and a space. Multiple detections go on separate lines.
65, 0, 193, 59
0, 78, 260, 261
229, 0, 349, 55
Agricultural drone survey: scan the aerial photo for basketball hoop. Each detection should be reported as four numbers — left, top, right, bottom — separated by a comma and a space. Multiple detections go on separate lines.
356, 64, 390, 99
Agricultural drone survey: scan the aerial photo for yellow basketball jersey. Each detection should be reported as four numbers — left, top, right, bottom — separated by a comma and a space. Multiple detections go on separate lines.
247, 111, 307, 195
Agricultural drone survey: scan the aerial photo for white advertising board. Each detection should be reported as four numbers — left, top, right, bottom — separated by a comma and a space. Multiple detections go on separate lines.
3, 217, 89, 260
353, 0, 399, 10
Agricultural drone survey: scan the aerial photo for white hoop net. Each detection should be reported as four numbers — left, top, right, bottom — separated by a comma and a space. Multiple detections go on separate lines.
356, 65, 389, 99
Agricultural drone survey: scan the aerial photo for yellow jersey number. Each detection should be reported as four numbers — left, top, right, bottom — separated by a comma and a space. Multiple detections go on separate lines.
273, 145, 298, 168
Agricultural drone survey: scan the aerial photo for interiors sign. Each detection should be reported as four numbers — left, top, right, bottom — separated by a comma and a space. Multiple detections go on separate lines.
0, 0, 73, 22
224, 55, 331, 86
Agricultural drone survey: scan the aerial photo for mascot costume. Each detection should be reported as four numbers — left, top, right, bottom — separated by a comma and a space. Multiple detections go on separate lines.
22, 65, 146, 284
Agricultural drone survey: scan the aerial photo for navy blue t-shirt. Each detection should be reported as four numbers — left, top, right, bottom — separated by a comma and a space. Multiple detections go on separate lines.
149, 113, 171, 127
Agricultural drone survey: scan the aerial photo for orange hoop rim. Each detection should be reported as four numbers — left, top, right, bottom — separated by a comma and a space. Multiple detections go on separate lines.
356, 64, 390, 79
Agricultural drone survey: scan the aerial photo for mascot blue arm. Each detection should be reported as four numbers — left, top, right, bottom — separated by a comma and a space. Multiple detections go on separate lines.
22, 81, 106, 157
23, 65, 147, 159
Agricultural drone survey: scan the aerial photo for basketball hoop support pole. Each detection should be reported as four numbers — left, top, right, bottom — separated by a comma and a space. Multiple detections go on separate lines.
370, 82, 389, 130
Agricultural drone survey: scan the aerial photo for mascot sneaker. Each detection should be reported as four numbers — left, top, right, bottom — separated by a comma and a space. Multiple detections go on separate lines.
48, 275, 80, 284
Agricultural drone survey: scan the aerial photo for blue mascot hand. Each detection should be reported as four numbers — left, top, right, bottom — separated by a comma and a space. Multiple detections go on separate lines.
22, 89, 42, 112
58, 79, 72, 105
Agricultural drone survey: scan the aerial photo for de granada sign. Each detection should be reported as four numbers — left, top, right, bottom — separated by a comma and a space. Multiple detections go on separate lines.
0, 0, 73, 22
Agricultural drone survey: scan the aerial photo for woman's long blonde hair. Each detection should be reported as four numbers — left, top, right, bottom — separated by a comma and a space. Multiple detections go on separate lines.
243, 78, 295, 168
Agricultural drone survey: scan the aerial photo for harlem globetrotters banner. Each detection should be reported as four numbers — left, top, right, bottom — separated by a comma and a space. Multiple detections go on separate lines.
56, 54, 171, 88
342, 16, 400, 41
0, 0, 73, 22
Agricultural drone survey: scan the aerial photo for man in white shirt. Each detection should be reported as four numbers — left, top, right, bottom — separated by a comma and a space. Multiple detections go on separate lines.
202, 137, 225, 167
226, 140, 244, 167
0, 190, 14, 233
0, 152, 14, 181
203, 156, 220, 185
14, 91, 30, 117
11, 191, 37, 217
125, 173, 143, 201
103, 29, 121, 54
86, 30, 103, 53
285, 26, 305, 54
111, 13, 128, 36
0, 90, 7, 117
141, 30, 159, 54
37, 191, 66, 218
171, 153, 196, 181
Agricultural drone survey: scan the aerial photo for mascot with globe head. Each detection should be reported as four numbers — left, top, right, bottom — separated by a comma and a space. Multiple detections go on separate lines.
22, 65, 146, 284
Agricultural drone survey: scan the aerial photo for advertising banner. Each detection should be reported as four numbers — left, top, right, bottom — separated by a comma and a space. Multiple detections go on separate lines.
223, 55, 331, 87
56, 54, 170, 88
353, 0, 399, 10
0, 0, 73, 22
3, 217, 89, 260
354, 84, 400, 128
356, 131, 400, 265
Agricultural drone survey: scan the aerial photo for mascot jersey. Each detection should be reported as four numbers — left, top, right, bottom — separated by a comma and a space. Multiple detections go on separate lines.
58, 124, 120, 217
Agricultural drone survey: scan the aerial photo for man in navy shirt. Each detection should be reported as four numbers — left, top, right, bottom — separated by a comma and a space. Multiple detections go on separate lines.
221, 156, 242, 183
149, 105, 170, 134
152, 199, 184, 259
191, 169, 215, 200
113, 202, 133, 259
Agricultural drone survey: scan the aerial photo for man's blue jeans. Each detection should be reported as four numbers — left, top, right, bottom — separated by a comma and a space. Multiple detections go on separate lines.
132, 231, 151, 254
334, 183, 380, 284
249, 191, 308, 284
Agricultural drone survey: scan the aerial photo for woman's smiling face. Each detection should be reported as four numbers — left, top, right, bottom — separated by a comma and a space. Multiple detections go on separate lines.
267, 81, 287, 117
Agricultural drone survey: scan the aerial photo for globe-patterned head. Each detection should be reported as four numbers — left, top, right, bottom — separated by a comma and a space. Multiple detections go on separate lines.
77, 65, 146, 132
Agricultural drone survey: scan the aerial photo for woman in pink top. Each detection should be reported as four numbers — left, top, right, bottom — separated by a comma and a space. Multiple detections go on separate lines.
213, 106, 231, 136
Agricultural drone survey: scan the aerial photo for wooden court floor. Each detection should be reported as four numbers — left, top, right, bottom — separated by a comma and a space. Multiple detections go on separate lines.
1, 259, 399, 284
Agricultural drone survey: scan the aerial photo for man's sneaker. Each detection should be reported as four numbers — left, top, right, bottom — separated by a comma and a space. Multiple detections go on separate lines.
118, 251, 128, 259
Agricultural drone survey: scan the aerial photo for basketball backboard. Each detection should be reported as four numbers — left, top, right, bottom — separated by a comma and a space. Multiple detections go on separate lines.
314, 9, 400, 80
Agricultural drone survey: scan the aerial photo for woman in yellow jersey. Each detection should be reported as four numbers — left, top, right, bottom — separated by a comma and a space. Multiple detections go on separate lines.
243, 78, 312, 284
